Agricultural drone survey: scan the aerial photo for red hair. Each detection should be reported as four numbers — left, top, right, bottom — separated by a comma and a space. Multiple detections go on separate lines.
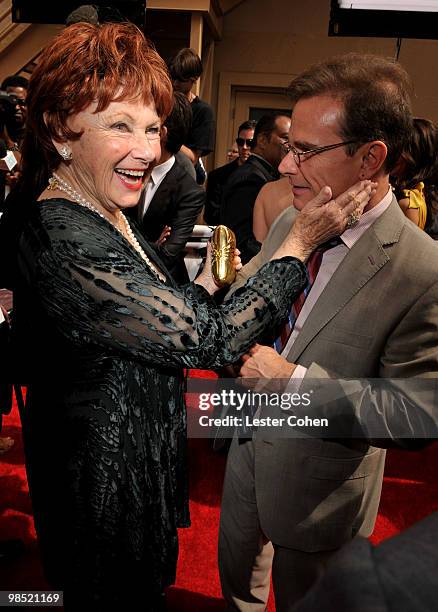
25, 22, 173, 174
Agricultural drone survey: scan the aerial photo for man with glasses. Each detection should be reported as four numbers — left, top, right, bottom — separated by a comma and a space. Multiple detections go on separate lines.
204, 120, 256, 225
220, 113, 291, 263
218, 53, 438, 610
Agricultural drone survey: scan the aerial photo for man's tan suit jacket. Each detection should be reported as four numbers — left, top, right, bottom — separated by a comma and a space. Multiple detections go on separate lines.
228, 197, 438, 552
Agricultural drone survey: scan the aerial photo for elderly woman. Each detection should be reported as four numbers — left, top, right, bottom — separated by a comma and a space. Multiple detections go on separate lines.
3, 22, 373, 611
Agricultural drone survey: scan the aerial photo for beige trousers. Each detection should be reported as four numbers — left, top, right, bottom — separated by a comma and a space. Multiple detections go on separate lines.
218, 437, 334, 611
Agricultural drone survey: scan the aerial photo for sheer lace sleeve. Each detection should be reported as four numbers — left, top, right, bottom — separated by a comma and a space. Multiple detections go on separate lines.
19, 203, 306, 369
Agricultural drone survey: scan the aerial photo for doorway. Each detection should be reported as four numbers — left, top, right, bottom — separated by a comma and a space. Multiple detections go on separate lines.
232, 89, 291, 141
215, 71, 294, 167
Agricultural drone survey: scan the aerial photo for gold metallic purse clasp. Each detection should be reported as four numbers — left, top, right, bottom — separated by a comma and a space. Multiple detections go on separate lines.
211, 225, 236, 287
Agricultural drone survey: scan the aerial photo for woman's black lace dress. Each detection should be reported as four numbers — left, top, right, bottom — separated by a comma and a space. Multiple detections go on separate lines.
14, 199, 307, 610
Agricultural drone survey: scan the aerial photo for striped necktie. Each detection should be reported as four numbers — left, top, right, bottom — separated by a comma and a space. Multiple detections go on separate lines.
273, 236, 343, 353
236, 236, 343, 438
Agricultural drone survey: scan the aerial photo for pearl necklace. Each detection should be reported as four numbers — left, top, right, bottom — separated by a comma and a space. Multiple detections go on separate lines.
48, 173, 166, 282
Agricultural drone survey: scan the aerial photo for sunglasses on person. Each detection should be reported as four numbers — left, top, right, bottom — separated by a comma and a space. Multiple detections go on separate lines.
236, 137, 253, 147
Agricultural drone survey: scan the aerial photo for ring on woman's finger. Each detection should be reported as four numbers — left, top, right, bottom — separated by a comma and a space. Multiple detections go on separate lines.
346, 210, 361, 229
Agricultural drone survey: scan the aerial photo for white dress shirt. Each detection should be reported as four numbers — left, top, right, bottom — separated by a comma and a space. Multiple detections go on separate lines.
285, 187, 393, 384
138, 155, 175, 221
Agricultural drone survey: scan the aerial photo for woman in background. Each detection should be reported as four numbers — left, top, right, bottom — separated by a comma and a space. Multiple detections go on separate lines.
253, 176, 294, 242
391, 117, 438, 230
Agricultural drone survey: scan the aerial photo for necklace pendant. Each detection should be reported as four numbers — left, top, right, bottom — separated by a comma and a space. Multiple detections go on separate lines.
48, 177, 59, 191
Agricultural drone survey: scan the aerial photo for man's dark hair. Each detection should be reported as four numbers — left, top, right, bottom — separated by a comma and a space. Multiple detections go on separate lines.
287, 53, 413, 173
65, 4, 128, 25
1, 75, 29, 90
66, 5, 99, 25
252, 113, 289, 149
168, 48, 203, 82
163, 92, 193, 154
237, 120, 256, 135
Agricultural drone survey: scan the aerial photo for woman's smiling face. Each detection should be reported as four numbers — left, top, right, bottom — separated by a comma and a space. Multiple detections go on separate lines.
65, 97, 162, 213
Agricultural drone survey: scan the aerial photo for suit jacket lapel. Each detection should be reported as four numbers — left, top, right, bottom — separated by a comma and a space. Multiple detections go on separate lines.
145, 163, 179, 226
288, 197, 405, 362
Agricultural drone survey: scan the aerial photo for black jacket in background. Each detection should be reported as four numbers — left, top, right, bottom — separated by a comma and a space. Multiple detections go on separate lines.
205, 158, 240, 225
291, 511, 438, 612
187, 96, 215, 157
133, 157, 205, 284
220, 155, 279, 264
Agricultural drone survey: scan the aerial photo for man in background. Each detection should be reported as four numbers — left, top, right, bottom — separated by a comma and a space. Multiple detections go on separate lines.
169, 48, 215, 185
204, 120, 256, 225
0, 75, 28, 205
133, 92, 205, 284
220, 113, 290, 263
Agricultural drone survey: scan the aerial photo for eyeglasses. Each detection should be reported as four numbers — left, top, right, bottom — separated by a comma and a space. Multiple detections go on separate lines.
281, 140, 359, 166
236, 137, 253, 147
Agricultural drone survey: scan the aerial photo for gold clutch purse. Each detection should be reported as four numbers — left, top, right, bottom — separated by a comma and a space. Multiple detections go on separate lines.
211, 225, 236, 287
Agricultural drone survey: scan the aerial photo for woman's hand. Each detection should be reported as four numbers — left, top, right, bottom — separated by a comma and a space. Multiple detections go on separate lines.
194, 242, 242, 295
272, 180, 377, 262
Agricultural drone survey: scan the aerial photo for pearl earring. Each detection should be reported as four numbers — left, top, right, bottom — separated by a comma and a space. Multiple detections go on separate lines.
59, 145, 72, 161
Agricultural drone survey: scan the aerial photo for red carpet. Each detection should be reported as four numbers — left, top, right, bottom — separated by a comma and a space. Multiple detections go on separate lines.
1, 375, 437, 610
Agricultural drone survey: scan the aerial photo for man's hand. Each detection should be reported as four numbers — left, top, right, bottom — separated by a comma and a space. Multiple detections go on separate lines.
156, 225, 171, 246
238, 344, 297, 391
0, 304, 10, 325
5, 170, 20, 189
